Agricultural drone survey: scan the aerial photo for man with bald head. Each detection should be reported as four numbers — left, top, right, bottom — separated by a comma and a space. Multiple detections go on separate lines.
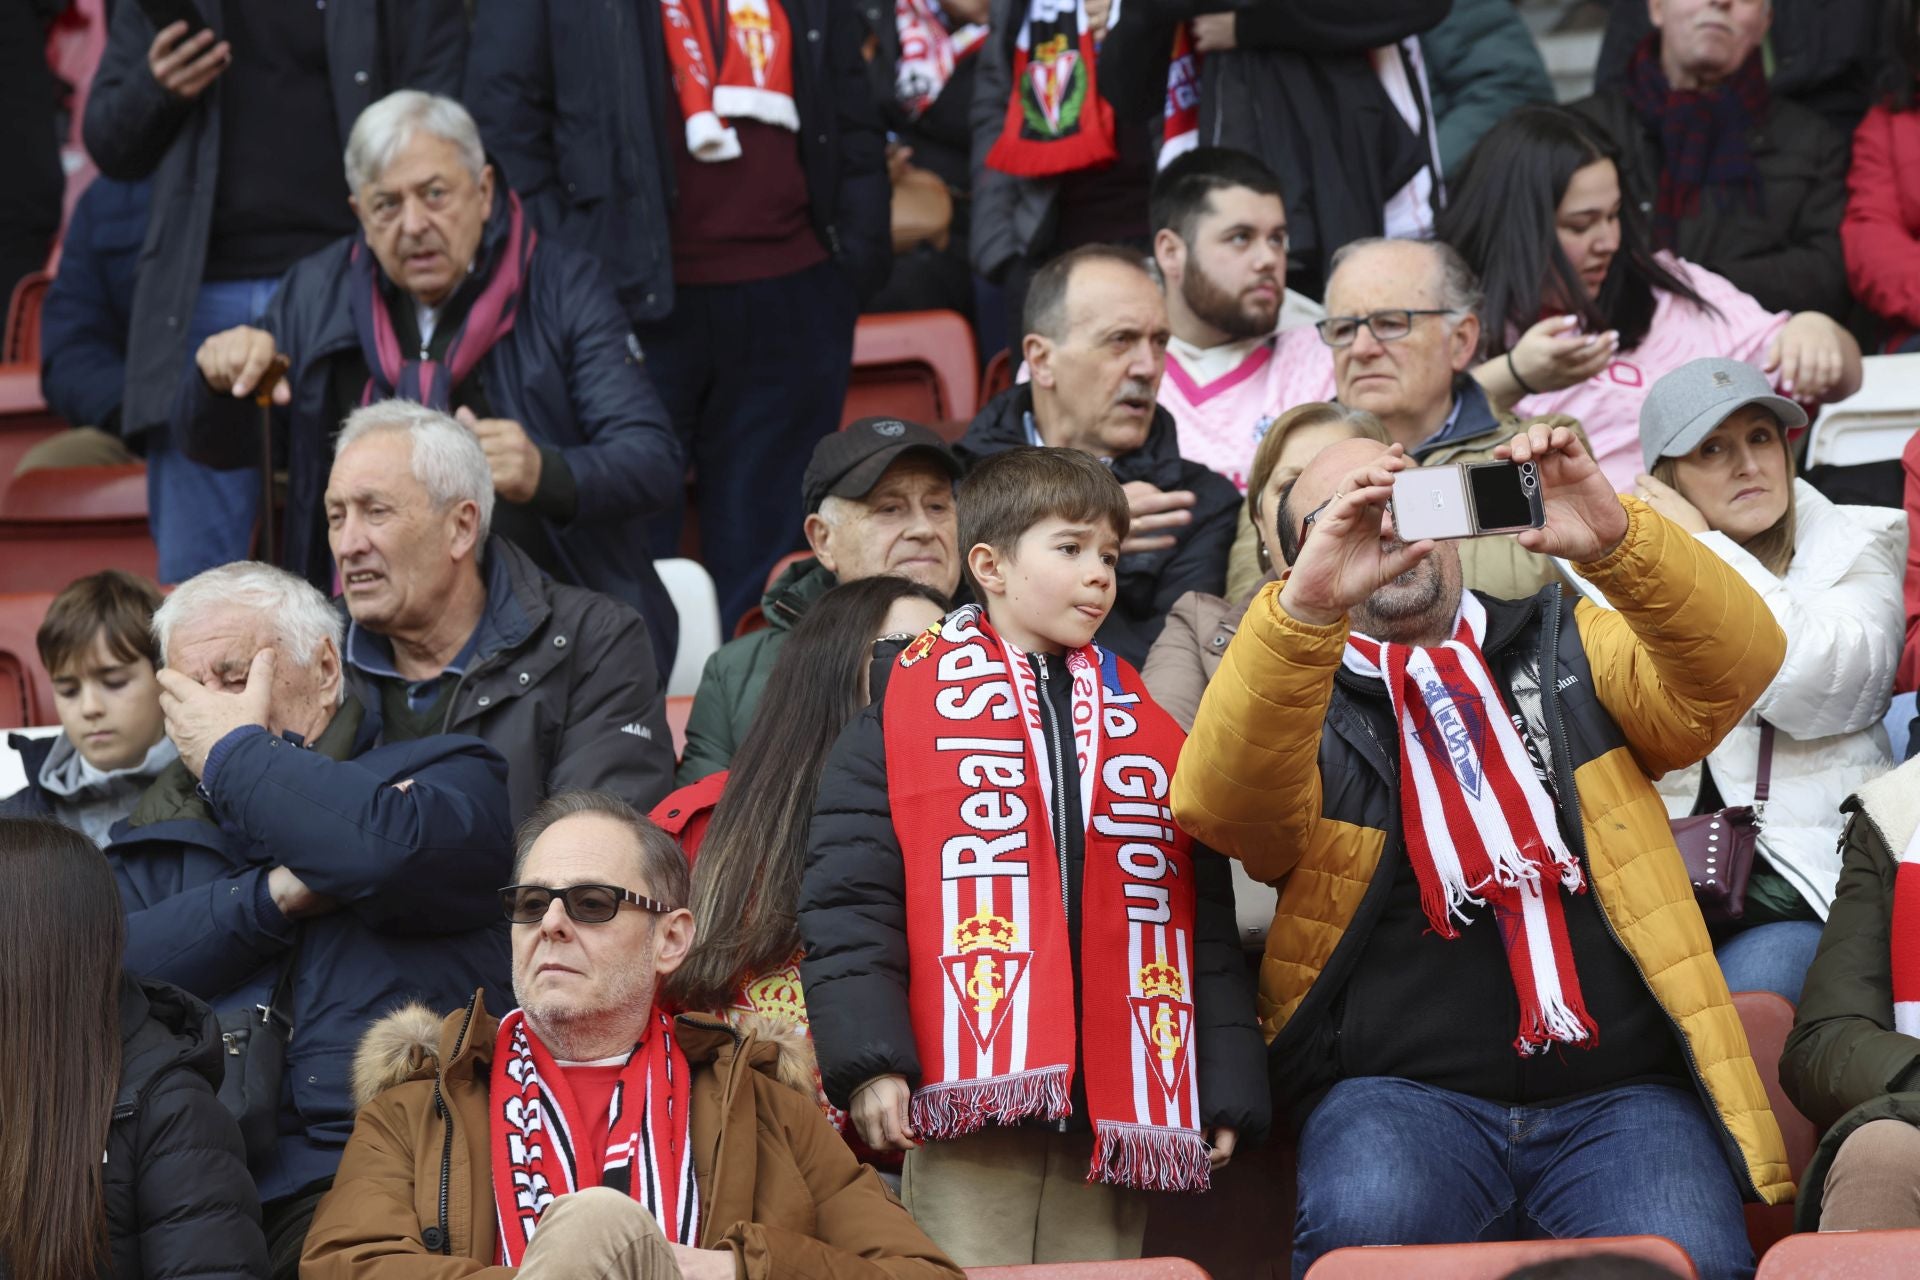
1172, 425, 1796, 1277
957, 243, 1239, 664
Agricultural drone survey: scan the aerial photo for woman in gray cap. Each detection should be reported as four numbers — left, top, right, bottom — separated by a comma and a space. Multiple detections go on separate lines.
1631, 356, 1906, 1002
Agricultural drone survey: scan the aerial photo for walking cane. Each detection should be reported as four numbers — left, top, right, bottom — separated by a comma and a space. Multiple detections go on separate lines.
251, 355, 290, 564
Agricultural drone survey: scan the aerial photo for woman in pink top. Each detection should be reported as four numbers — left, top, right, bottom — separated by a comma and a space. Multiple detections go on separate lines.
1439, 106, 1861, 492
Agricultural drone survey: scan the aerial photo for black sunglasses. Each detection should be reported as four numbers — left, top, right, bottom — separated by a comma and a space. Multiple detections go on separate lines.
498, 883, 675, 925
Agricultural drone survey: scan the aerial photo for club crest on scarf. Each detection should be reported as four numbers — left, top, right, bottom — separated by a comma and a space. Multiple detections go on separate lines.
731, 0, 778, 87
1410, 672, 1490, 799
986, 0, 1117, 177
884, 604, 1212, 1191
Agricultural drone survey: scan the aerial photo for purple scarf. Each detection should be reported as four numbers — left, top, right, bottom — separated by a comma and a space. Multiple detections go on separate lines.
348, 189, 537, 409
1621, 35, 1768, 250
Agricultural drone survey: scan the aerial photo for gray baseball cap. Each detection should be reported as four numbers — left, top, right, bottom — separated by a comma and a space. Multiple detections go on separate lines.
1638, 357, 1807, 472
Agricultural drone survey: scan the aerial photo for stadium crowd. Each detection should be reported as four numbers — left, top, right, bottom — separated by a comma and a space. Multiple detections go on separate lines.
10, 1, 1920, 1278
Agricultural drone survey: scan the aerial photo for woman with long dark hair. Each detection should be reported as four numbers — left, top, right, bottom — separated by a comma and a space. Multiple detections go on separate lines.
0, 817, 267, 1280
1439, 104, 1860, 492
655, 577, 947, 1096
1844, 0, 1920, 349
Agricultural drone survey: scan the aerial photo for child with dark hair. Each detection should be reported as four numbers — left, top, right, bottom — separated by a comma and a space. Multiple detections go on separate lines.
799, 446, 1267, 1266
2, 571, 175, 844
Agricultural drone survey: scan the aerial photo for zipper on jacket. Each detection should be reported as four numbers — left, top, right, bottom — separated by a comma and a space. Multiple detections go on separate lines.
430, 991, 483, 1254
1538, 601, 1764, 1202
1033, 655, 1071, 922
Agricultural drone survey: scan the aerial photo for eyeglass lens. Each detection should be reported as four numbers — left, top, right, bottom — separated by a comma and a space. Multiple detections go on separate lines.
501, 884, 622, 924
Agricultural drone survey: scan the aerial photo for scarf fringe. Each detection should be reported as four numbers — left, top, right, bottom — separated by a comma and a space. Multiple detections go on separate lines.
908, 1067, 1070, 1140
1093, 1122, 1214, 1193
1516, 996, 1599, 1056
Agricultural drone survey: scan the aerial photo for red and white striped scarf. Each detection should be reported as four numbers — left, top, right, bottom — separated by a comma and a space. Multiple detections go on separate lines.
1343, 594, 1598, 1055
883, 606, 1211, 1191
489, 1008, 700, 1262
660, 0, 800, 163
1893, 827, 1920, 1037
894, 0, 986, 120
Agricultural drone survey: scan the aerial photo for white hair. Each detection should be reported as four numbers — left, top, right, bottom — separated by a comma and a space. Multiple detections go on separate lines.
335, 399, 496, 542
344, 89, 486, 194
152, 563, 347, 703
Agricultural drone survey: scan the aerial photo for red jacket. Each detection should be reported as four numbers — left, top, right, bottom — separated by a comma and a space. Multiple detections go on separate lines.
1901, 433, 1920, 693
652, 770, 728, 860
1845, 104, 1920, 343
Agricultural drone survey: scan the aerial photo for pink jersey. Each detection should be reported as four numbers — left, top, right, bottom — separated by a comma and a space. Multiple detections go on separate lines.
1512, 255, 1791, 492
1158, 329, 1338, 490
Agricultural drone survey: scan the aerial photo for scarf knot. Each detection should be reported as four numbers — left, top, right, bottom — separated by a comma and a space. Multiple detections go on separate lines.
1343, 594, 1599, 1056
1621, 34, 1769, 250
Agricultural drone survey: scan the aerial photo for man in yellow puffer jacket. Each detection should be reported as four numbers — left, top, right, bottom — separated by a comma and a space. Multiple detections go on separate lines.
1173, 424, 1792, 1280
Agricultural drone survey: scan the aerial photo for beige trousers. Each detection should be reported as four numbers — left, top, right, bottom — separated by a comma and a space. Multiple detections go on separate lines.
900, 1126, 1148, 1267
1819, 1118, 1920, 1232
517, 1187, 686, 1280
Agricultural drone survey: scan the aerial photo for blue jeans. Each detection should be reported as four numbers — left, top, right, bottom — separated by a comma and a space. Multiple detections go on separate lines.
1293, 1078, 1755, 1280
1715, 920, 1824, 1004
150, 276, 277, 582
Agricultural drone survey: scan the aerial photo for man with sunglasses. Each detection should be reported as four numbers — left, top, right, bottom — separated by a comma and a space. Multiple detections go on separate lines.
1261, 236, 1590, 600
303, 790, 962, 1280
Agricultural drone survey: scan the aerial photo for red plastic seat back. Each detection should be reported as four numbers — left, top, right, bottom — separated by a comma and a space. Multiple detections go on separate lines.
666, 695, 693, 761
0, 465, 157, 593
1752, 1227, 1920, 1276
4, 272, 51, 366
1303, 1236, 1698, 1279
1733, 990, 1820, 1179
843, 310, 979, 428
0, 592, 57, 727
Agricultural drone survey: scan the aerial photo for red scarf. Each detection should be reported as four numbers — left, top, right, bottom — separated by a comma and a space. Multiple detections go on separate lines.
661, 0, 800, 162
1894, 826, 1920, 1038
1159, 23, 1202, 166
349, 189, 534, 411
489, 1008, 700, 1262
1342, 594, 1598, 1056
895, 0, 987, 120
883, 606, 1210, 1192
1620, 35, 1768, 250
985, 0, 1117, 178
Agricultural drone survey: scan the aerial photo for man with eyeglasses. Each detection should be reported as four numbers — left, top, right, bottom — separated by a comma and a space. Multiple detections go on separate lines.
303, 791, 963, 1280
184, 90, 685, 676
1263, 236, 1588, 599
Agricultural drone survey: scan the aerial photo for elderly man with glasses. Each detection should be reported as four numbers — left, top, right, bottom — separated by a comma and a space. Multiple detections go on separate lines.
1262, 236, 1588, 599
302, 790, 963, 1280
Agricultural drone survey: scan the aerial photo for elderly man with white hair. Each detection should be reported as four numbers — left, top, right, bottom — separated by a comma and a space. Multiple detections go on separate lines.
105, 560, 515, 1278
327, 399, 675, 820
180, 89, 685, 671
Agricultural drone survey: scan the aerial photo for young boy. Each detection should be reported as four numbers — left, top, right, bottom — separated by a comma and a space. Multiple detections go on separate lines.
799, 447, 1266, 1266
1, 571, 174, 845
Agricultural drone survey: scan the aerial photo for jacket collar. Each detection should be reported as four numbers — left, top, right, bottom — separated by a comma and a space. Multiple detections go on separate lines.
762, 556, 838, 632
968, 385, 1187, 488
1411, 377, 1503, 456
1332, 588, 1544, 698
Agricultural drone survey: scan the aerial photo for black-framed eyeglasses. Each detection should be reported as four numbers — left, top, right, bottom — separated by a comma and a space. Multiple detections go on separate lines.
1315, 309, 1459, 348
1297, 497, 1334, 553
498, 883, 675, 925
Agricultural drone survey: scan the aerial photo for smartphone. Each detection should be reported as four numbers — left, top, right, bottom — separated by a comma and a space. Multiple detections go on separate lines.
136, 0, 209, 38
1390, 460, 1545, 542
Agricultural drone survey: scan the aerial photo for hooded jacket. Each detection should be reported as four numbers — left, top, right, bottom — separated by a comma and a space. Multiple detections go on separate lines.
300, 994, 963, 1279
100, 974, 269, 1280
0, 732, 178, 847
104, 696, 515, 1202
1779, 756, 1920, 1230
1171, 498, 1796, 1204
957, 386, 1240, 667
81, 0, 467, 442
173, 184, 684, 669
343, 537, 675, 825
678, 556, 840, 785
1647, 481, 1907, 917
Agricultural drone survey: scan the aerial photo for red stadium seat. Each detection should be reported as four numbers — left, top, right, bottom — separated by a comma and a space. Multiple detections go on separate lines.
0, 464, 157, 593
980, 347, 1014, 406
1734, 991, 1821, 1257
4, 271, 50, 366
666, 695, 693, 761
1303, 1236, 1698, 1279
843, 311, 979, 429
0, 592, 57, 728
1753, 1228, 1920, 1276
968, 1261, 1213, 1279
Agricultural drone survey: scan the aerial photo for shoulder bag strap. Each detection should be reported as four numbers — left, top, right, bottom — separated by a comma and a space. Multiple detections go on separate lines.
1753, 720, 1776, 810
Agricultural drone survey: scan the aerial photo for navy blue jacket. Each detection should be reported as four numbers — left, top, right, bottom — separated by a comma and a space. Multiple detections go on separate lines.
464, 0, 891, 323
0, 731, 56, 819
39, 176, 151, 434
174, 186, 684, 668
104, 702, 514, 1201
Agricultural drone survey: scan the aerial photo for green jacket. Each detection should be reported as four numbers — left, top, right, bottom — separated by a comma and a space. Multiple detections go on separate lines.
1420, 0, 1555, 173
1779, 756, 1920, 1230
677, 557, 839, 784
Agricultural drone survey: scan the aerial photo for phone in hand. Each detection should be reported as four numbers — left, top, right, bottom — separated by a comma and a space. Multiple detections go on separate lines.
136, 0, 209, 39
1389, 460, 1545, 542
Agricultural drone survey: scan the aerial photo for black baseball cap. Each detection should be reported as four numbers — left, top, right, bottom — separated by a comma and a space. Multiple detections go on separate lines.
802, 417, 962, 512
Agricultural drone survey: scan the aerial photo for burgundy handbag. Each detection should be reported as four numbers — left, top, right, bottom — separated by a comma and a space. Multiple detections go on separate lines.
1669, 722, 1774, 924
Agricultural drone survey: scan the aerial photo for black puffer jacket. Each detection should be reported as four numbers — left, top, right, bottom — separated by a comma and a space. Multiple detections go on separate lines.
105, 974, 268, 1279
798, 642, 1270, 1143
956, 387, 1238, 667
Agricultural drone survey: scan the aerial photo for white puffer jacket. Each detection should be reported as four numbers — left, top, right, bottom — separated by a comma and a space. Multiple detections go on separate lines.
1653, 481, 1908, 918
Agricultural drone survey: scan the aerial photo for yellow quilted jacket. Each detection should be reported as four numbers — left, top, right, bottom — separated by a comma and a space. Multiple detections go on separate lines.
1171, 498, 1795, 1205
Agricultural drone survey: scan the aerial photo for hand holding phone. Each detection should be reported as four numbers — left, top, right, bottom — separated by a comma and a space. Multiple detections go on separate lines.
1390, 461, 1545, 543
142, 5, 229, 102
